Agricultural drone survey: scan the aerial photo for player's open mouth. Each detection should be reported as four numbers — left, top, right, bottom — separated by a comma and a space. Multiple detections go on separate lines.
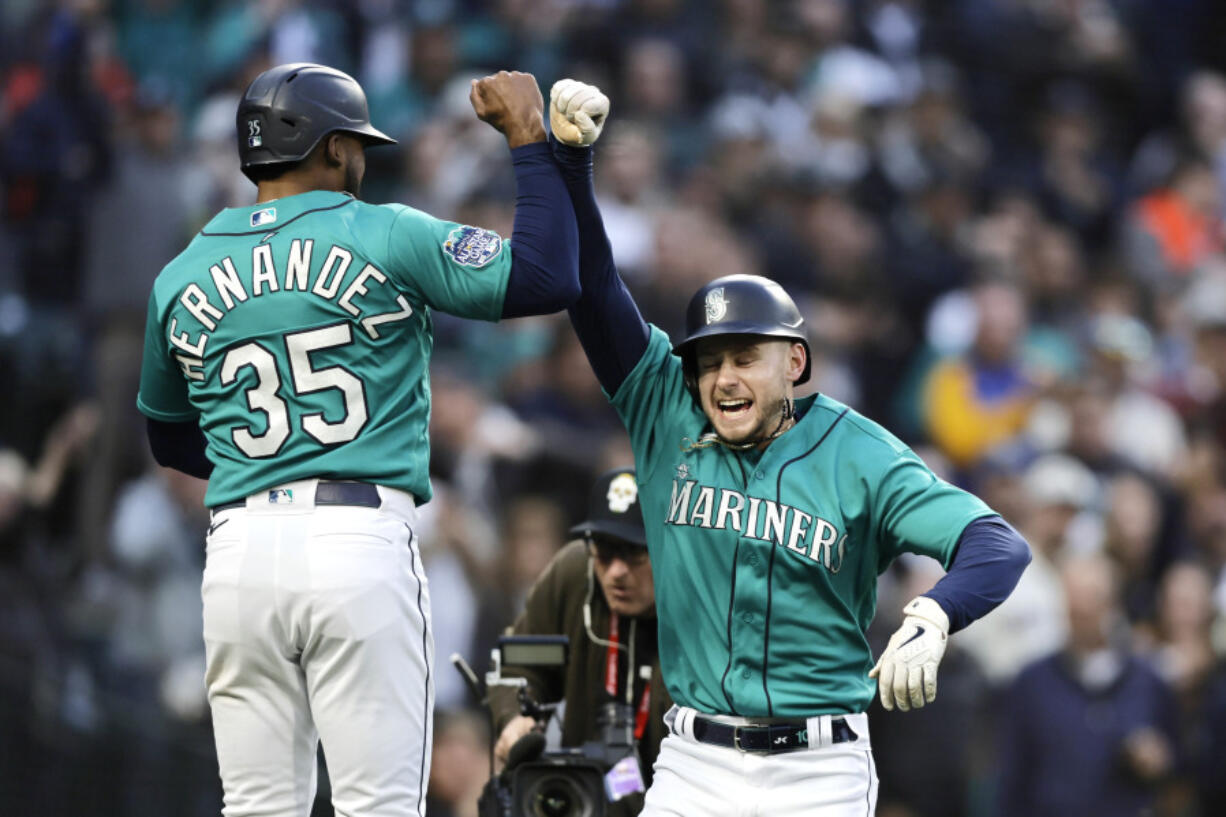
718, 399, 752, 417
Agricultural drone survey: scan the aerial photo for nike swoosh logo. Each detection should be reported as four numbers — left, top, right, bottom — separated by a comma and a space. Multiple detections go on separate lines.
899, 626, 925, 648
207, 518, 230, 537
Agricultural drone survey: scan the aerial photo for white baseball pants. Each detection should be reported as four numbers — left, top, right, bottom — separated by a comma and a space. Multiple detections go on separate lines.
641, 707, 878, 817
202, 480, 433, 817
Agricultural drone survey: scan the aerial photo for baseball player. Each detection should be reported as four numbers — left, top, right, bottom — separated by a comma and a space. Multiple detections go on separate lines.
546, 80, 1032, 815
489, 467, 673, 817
136, 64, 580, 817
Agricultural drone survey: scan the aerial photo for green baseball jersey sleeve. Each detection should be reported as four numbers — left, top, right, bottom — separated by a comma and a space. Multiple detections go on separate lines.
610, 328, 995, 718
137, 191, 511, 507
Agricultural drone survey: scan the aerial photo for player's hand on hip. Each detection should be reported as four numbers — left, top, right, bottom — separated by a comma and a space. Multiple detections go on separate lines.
549, 79, 609, 147
493, 715, 538, 773
470, 71, 547, 148
869, 596, 949, 712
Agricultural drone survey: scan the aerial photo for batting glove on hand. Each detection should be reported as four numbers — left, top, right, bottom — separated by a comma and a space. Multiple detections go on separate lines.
870, 596, 949, 712
549, 79, 609, 147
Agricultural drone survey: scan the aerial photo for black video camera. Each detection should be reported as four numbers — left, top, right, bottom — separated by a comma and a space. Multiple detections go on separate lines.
458, 636, 640, 817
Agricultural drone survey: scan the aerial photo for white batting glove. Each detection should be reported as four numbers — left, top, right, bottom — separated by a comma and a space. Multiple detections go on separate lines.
549, 79, 609, 147
869, 596, 949, 712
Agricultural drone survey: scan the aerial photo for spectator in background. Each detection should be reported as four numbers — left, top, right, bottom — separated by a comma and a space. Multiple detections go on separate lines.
593, 123, 667, 282
1031, 82, 1121, 251
996, 553, 1179, 817
1061, 371, 1143, 482
2, 10, 112, 309
81, 81, 198, 561
101, 464, 215, 816
418, 485, 506, 711
1195, 664, 1226, 817
616, 37, 696, 172
884, 171, 977, 336
366, 23, 460, 140
1123, 153, 1222, 290
875, 58, 990, 208
922, 278, 1037, 471
500, 494, 568, 616
1085, 314, 1188, 480
105, 466, 208, 716
1129, 70, 1226, 206
1183, 269, 1226, 452
424, 709, 489, 817
1102, 473, 1169, 625
1144, 563, 1217, 716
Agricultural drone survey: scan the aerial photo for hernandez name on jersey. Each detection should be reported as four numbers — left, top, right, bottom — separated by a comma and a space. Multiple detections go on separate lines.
138, 192, 511, 508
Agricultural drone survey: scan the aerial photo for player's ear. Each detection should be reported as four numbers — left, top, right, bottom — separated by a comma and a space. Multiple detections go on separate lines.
323, 133, 345, 168
786, 341, 806, 384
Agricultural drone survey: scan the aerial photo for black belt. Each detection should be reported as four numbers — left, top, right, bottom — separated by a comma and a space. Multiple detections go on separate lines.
211, 481, 381, 512
690, 715, 858, 754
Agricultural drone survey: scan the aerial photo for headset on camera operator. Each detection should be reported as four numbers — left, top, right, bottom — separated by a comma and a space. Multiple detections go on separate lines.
490, 468, 671, 816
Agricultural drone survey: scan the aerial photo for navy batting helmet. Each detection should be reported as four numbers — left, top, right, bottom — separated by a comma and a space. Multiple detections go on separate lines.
237, 63, 396, 182
673, 274, 811, 385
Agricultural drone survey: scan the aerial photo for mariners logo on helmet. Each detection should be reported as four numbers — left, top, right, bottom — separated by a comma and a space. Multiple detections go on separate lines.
443, 226, 503, 268
704, 287, 728, 324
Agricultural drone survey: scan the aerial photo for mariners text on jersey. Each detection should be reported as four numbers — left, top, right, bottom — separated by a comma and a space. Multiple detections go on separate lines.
666, 479, 847, 573
170, 241, 414, 382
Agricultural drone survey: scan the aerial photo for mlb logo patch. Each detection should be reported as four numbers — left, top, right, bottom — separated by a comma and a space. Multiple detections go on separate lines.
251, 207, 277, 228
443, 226, 502, 268
268, 488, 294, 504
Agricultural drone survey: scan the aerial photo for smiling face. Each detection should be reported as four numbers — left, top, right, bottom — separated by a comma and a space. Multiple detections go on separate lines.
693, 335, 806, 446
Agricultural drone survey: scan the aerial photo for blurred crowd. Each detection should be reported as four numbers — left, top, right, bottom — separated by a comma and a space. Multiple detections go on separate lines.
2, 0, 1226, 815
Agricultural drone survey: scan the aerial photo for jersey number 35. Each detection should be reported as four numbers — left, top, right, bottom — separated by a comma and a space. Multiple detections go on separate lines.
222, 322, 368, 458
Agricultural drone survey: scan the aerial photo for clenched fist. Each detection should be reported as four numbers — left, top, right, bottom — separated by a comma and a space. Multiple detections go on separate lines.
549, 79, 609, 147
470, 71, 546, 148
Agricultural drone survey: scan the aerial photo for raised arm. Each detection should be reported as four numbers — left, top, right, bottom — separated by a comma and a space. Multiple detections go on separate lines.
469, 71, 580, 317
548, 81, 650, 395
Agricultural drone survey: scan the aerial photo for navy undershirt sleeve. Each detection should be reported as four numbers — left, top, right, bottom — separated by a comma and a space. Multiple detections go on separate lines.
501, 142, 580, 318
550, 137, 650, 395
923, 515, 1031, 634
146, 418, 213, 480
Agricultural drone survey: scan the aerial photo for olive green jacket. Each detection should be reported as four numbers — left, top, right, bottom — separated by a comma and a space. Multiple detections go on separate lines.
489, 540, 672, 815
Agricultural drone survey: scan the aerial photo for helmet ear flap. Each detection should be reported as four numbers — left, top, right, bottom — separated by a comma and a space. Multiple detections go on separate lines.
681, 350, 699, 399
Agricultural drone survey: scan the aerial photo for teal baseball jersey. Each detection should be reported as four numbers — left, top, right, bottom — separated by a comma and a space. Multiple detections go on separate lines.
138, 190, 510, 507
611, 327, 995, 718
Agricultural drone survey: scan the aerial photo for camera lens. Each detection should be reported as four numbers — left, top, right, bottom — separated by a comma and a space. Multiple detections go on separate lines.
526, 775, 592, 817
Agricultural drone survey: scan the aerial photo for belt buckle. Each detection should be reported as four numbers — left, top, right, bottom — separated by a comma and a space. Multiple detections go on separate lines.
732, 726, 744, 752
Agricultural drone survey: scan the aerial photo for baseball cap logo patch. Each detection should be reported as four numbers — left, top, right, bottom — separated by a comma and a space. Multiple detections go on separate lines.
704, 287, 727, 324
606, 472, 638, 513
443, 226, 503, 268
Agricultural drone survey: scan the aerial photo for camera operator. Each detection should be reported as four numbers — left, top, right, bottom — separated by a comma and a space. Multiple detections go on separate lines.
490, 468, 670, 816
